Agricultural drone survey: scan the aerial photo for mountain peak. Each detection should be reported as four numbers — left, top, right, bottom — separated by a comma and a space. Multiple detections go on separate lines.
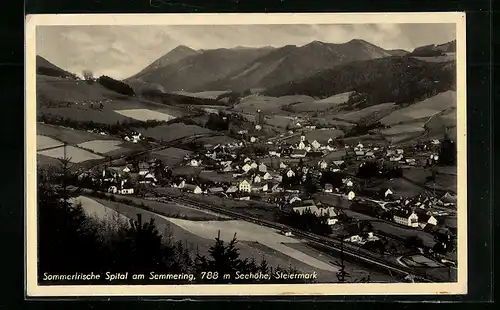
171, 45, 195, 52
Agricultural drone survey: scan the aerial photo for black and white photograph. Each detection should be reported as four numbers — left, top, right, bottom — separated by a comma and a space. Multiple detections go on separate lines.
25, 13, 467, 296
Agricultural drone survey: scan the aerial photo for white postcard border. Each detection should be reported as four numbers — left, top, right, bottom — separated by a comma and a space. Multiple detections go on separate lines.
25, 12, 467, 297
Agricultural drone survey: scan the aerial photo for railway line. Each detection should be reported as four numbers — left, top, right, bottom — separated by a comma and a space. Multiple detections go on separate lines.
147, 192, 442, 283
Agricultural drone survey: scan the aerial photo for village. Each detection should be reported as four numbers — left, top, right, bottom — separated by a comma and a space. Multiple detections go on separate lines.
76, 116, 458, 267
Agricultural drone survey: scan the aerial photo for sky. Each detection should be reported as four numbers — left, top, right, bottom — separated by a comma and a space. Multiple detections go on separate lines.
36, 23, 456, 80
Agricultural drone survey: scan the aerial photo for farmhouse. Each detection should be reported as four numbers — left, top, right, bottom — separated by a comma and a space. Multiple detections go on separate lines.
311, 140, 321, 150
258, 163, 267, 173
393, 210, 419, 227
238, 180, 252, 193
318, 160, 328, 169
183, 184, 202, 194
286, 169, 296, 178
241, 163, 253, 173
226, 185, 238, 194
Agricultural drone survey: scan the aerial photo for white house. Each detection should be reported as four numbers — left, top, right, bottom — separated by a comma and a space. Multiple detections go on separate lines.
250, 136, 257, 143
311, 140, 321, 150
344, 235, 363, 243
242, 163, 253, 173
250, 162, 258, 169
238, 180, 252, 193
348, 191, 356, 201
396, 148, 404, 155
289, 196, 302, 204
188, 159, 200, 167
108, 186, 118, 194
244, 157, 252, 163
226, 185, 238, 194
279, 162, 288, 169
262, 183, 269, 192
327, 218, 339, 226
298, 141, 306, 150
318, 160, 328, 169
385, 189, 393, 198
119, 188, 134, 195
122, 166, 131, 173
324, 183, 334, 193
184, 184, 202, 194
253, 175, 261, 183
258, 163, 267, 172
393, 211, 419, 227
262, 172, 272, 180
286, 169, 296, 178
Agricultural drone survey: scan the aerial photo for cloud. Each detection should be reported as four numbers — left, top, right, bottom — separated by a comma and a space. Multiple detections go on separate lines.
36, 23, 456, 80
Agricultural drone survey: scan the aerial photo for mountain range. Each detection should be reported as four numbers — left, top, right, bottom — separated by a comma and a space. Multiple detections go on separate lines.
125, 39, 395, 93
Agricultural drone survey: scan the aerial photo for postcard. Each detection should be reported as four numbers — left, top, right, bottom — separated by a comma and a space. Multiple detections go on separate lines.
25, 12, 467, 297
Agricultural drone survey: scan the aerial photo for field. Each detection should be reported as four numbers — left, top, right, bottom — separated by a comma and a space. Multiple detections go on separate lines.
77, 140, 124, 154
403, 167, 432, 184
165, 217, 338, 272
114, 109, 177, 122
139, 123, 213, 142
38, 145, 104, 163
289, 92, 352, 112
285, 128, 344, 144
37, 75, 188, 124
381, 123, 426, 136
151, 147, 192, 166
171, 90, 230, 100
368, 178, 426, 198
192, 135, 238, 146
264, 115, 295, 128
37, 135, 64, 150
320, 150, 346, 162
71, 196, 130, 226
385, 132, 425, 144
371, 221, 436, 248
38, 123, 116, 144
234, 95, 315, 113
336, 102, 397, 124
199, 171, 235, 183
426, 174, 457, 193
380, 91, 456, 126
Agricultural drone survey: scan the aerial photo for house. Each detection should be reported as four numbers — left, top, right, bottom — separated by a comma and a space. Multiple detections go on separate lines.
385, 189, 394, 198
242, 163, 253, 173
244, 157, 252, 163
431, 139, 440, 145
250, 136, 257, 143
286, 169, 296, 178
390, 155, 403, 162
289, 196, 302, 204
318, 160, 329, 169
183, 184, 202, 194
365, 151, 375, 158
238, 180, 252, 193
108, 186, 118, 194
138, 162, 150, 175
417, 212, 438, 228
250, 162, 258, 169
344, 235, 363, 243
405, 158, 416, 165
122, 166, 131, 173
223, 165, 233, 172
271, 184, 282, 193
262, 183, 269, 192
311, 140, 321, 150
119, 187, 134, 195
291, 150, 307, 158
253, 175, 261, 183
324, 183, 334, 193
355, 150, 365, 156
279, 162, 288, 169
188, 159, 201, 167
262, 172, 272, 180
226, 185, 238, 194
258, 163, 267, 173
298, 141, 306, 150
208, 187, 224, 194
251, 185, 262, 192
347, 191, 356, 201
326, 218, 338, 225
396, 148, 404, 155
393, 210, 419, 227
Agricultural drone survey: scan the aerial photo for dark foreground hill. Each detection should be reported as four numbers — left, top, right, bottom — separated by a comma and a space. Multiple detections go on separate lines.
264, 56, 456, 107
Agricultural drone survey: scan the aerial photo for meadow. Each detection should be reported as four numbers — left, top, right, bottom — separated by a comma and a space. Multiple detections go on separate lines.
38, 145, 104, 163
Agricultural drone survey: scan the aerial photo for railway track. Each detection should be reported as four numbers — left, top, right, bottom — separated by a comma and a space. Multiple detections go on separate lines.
148, 192, 441, 283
